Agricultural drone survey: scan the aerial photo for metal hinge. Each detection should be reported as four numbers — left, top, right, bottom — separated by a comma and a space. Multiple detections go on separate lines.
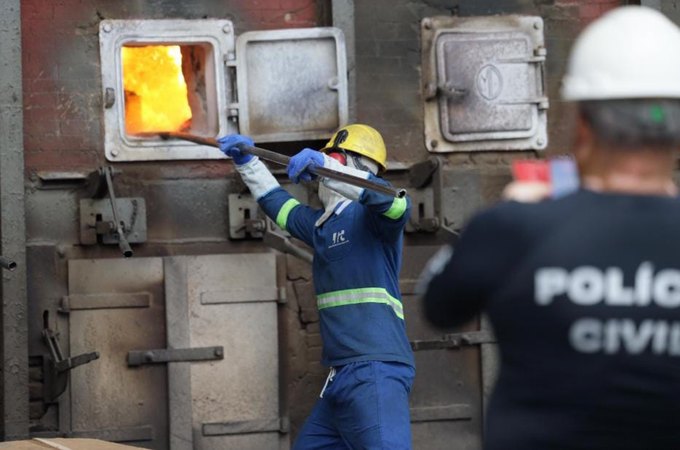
410, 330, 495, 351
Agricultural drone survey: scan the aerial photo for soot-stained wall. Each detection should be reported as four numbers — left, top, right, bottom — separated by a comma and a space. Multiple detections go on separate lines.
18, 0, 649, 445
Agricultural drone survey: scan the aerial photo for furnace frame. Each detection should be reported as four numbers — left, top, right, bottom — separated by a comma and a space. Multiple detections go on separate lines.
100, 19, 348, 162
100, 19, 236, 162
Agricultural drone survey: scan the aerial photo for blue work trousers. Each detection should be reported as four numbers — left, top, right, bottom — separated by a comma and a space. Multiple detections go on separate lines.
292, 360, 415, 450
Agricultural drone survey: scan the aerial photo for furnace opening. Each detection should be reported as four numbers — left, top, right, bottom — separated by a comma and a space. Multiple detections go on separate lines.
122, 43, 217, 137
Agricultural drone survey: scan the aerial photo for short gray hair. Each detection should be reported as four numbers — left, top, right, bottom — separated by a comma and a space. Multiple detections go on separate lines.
580, 99, 680, 147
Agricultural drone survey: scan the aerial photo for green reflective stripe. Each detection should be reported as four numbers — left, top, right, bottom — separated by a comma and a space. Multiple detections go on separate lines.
317, 288, 404, 319
276, 198, 301, 230
383, 197, 407, 220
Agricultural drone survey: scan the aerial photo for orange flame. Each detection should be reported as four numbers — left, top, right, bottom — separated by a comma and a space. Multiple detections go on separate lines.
122, 45, 192, 134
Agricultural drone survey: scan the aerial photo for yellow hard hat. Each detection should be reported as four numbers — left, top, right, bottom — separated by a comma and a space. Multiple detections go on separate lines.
321, 124, 387, 172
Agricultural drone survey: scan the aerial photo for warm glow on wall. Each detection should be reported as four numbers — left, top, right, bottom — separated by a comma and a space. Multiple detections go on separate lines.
122, 45, 192, 134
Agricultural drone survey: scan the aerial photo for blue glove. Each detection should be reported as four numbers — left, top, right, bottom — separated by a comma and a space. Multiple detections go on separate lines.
217, 134, 254, 165
288, 148, 324, 183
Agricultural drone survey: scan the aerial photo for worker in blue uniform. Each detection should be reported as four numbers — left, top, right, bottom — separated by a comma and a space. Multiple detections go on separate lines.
218, 124, 415, 450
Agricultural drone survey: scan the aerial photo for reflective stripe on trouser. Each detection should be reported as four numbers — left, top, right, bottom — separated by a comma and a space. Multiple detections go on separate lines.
292, 361, 415, 450
316, 287, 404, 320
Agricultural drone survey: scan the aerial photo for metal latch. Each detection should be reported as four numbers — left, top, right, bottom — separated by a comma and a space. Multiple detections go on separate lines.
228, 194, 314, 264
410, 330, 495, 351
43, 328, 100, 373
42, 327, 100, 402
228, 193, 266, 239
262, 218, 313, 264
80, 166, 147, 257
127, 346, 224, 367
423, 81, 468, 101
404, 157, 460, 238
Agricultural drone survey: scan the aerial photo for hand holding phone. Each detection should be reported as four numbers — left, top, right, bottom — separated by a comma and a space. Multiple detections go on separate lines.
506, 158, 579, 202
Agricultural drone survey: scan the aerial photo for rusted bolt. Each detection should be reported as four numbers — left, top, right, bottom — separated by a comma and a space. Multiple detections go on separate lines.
423, 18, 433, 30
102, 23, 113, 33
430, 139, 439, 149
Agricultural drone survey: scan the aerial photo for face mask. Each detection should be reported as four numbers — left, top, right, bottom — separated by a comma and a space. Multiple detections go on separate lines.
318, 183, 344, 210
314, 154, 378, 227
315, 183, 346, 227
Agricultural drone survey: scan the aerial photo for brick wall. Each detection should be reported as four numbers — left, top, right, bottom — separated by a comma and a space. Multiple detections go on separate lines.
21, 0, 323, 174
558, 0, 623, 24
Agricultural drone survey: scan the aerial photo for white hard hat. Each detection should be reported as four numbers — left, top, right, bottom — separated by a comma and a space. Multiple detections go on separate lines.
561, 6, 680, 101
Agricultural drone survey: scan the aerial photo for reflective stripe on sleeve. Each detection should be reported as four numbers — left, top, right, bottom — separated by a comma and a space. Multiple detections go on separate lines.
317, 287, 404, 320
383, 196, 407, 220
276, 198, 301, 230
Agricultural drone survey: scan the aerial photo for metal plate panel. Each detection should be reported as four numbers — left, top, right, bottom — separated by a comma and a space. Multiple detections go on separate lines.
64, 293, 151, 311
67, 258, 167, 449
236, 27, 348, 142
436, 33, 538, 140
99, 20, 237, 162
422, 15, 547, 152
182, 254, 283, 450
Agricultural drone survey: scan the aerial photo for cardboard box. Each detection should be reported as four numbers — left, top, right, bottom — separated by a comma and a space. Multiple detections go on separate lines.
0, 438, 140, 450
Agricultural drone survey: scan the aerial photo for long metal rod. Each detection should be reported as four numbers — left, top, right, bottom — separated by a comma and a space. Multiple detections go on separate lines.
156, 132, 406, 198
103, 167, 133, 258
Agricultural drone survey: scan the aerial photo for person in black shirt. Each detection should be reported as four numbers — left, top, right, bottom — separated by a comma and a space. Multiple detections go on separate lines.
421, 6, 680, 450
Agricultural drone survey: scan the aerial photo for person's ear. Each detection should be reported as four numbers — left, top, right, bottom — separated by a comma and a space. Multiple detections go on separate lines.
573, 113, 594, 167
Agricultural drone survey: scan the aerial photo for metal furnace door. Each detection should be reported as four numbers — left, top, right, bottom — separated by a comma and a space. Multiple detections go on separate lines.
67, 258, 168, 449
67, 254, 287, 450
234, 27, 348, 143
422, 15, 548, 152
166, 254, 287, 450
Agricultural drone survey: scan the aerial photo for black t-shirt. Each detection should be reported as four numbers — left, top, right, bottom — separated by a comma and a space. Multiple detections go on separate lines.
423, 189, 680, 450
